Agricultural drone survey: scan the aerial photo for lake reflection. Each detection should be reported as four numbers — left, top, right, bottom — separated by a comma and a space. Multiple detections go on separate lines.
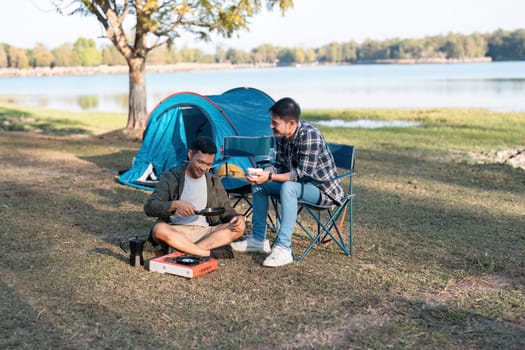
9, 93, 129, 113
1, 62, 524, 113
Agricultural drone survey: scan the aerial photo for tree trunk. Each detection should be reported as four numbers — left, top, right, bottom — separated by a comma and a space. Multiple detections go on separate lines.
126, 57, 148, 136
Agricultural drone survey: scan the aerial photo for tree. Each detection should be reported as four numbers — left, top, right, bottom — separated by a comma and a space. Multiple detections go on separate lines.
303, 48, 316, 63
147, 44, 171, 65
214, 45, 227, 63
341, 41, 357, 62
52, 0, 294, 138
357, 39, 389, 61
325, 42, 343, 63
491, 29, 525, 60
292, 48, 306, 64
509, 29, 525, 60
74, 38, 103, 66
487, 29, 508, 61
0, 45, 7, 68
52, 43, 81, 66
179, 46, 210, 63
441, 33, 466, 59
225, 48, 249, 64
464, 33, 487, 58
252, 44, 279, 64
276, 48, 295, 65
101, 45, 127, 65
8, 47, 30, 69
32, 43, 54, 67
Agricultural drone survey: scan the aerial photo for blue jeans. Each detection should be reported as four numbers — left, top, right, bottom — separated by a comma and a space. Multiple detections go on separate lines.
251, 181, 321, 249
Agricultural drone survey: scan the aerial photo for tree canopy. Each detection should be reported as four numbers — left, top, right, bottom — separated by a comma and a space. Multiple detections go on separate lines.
50, 0, 294, 137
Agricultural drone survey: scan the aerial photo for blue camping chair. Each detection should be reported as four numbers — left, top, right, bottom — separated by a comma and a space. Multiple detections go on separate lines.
274, 143, 355, 260
219, 135, 276, 217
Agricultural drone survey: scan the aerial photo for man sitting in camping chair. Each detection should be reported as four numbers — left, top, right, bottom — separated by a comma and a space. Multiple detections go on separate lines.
144, 136, 246, 258
231, 97, 344, 267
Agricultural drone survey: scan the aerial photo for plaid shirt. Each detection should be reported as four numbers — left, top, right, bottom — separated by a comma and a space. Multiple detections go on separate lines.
273, 121, 344, 206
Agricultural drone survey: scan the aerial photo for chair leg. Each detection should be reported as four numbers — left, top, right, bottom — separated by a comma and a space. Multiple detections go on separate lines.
270, 201, 353, 259
348, 203, 353, 255
296, 205, 352, 259
228, 193, 253, 217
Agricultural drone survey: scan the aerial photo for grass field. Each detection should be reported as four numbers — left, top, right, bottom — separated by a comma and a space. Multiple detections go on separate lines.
1, 103, 524, 349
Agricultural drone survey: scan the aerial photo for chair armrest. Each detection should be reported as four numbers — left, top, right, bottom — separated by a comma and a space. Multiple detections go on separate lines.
255, 160, 272, 168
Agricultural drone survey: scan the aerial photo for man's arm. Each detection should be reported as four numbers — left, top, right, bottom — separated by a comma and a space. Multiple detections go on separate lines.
144, 171, 179, 218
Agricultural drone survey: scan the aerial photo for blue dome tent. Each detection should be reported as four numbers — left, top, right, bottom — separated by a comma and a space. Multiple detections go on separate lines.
118, 87, 275, 190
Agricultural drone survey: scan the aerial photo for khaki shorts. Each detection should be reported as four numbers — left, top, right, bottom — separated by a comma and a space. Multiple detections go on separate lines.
171, 225, 215, 243
150, 223, 228, 250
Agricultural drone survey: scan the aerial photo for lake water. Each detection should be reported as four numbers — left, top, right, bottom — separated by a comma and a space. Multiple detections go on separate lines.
1, 61, 524, 113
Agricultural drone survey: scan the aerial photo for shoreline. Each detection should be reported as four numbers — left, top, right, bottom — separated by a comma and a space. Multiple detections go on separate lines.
0, 57, 495, 78
356, 57, 492, 65
0, 62, 275, 78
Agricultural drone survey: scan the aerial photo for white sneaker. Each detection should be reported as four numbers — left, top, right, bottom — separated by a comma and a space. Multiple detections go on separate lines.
231, 236, 271, 253
262, 246, 293, 267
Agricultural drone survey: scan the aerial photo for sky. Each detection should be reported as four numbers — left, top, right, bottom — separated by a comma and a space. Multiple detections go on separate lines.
1, 0, 523, 53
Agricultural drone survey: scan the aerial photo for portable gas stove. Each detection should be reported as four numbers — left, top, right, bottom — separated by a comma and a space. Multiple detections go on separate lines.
149, 251, 218, 278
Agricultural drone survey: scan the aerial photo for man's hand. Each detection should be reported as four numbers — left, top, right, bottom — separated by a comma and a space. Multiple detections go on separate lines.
246, 170, 270, 184
170, 200, 195, 216
229, 215, 246, 233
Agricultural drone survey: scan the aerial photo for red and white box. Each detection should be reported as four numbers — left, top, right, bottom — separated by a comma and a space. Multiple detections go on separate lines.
148, 251, 218, 278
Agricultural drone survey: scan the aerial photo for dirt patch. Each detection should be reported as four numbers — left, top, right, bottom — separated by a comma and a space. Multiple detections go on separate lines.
421, 274, 515, 306
96, 128, 144, 142
287, 311, 388, 349
468, 148, 525, 170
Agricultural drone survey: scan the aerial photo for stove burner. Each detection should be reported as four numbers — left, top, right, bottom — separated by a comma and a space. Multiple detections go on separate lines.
165, 255, 209, 266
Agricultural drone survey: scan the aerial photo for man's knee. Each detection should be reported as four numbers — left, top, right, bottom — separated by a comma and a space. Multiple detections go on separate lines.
233, 224, 245, 240
280, 181, 301, 199
232, 230, 243, 241
224, 223, 244, 241
152, 222, 170, 242
252, 184, 265, 197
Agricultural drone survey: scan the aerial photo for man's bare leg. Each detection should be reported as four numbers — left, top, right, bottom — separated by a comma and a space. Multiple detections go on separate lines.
196, 223, 244, 250
153, 222, 211, 256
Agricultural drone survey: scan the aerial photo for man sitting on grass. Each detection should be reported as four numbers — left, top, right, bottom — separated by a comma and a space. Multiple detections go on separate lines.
144, 136, 245, 258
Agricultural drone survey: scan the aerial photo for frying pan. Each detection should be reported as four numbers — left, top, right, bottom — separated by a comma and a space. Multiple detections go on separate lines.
194, 207, 225, 216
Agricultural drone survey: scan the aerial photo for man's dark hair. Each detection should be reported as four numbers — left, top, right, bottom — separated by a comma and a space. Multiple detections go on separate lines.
269, 97, 301, 122
190, 136, 217, 155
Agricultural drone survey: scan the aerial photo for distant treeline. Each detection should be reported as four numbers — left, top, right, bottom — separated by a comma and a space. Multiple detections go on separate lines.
1, 28, 524, 69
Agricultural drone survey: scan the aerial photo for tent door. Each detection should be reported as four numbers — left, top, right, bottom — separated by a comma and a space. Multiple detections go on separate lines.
181, 106, 213, 147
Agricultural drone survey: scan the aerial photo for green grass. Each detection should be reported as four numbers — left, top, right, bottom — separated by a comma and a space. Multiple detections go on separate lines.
0, 103, 126, 135
308, 108, 525, 152
1, 103, 524, 349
